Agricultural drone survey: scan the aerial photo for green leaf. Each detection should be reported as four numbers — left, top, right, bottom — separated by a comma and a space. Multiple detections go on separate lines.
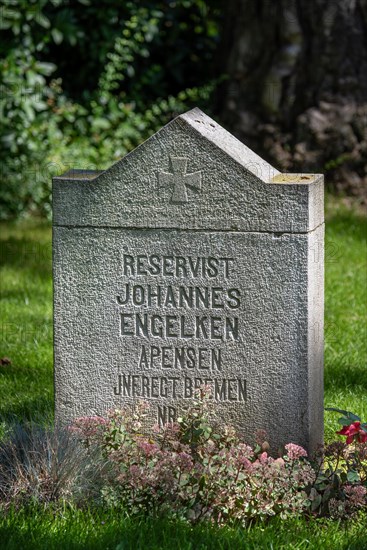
338, 418, 353, 426
346, 413, 361, 421
35, 13, 51, 29
33, 101, 47, 112
315, 482, 329, 491
311, 493, 322, 512
347, 470, 360, 483
340, 471, 347, 483
51, 28, 63, 45
316, 473, 328, 482
36, 62, 56, 76
92, 118, 111, 130
0, 19, 13, 30
325, 407, 351, 416
325, 407, 361, 422
23, 102, 35, 122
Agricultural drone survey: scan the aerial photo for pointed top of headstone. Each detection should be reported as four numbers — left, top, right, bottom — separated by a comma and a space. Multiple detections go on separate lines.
53, 108, 323, 233
178, 108, 280, 182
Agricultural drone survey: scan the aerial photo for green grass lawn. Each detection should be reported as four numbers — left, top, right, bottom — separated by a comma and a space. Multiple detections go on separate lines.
0, 196, 366, 549
0, 507, 366, 550
0, 220, 53, 426
323, 196, 367, 439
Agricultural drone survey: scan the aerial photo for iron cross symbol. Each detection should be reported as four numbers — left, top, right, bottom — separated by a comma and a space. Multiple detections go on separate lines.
159, 156, 202, 204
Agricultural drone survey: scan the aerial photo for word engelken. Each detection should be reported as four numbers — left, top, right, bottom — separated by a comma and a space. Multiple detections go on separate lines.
120, 313, 239, 341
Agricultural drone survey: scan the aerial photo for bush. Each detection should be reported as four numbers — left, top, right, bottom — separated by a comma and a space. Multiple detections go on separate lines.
0, 420, 108, 508
68, 394, 367, 524
0, 0, 221, 220
309, 408, 367, 518
2, 395, 365, 522
0, 0, 57, 219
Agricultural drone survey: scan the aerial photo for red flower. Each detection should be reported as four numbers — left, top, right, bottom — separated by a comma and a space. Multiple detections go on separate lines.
337, 422, 367, 444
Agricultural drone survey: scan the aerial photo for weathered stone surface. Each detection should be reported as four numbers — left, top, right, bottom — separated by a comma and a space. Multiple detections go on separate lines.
53, 108, 324, 453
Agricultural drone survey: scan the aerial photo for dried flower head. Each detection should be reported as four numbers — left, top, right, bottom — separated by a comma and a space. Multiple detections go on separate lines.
285, 443, 308, 460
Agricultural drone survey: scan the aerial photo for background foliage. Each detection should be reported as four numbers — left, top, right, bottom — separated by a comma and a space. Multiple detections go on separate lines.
0, 0, 220, 219
1, 1, 365, 220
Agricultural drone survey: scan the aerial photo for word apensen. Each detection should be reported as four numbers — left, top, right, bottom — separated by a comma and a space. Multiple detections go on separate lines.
116, 252, 246, 419
138, 345, 222, 370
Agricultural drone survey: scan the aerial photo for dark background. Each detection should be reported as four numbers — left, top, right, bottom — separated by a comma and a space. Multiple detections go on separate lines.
1, 0, 366, 219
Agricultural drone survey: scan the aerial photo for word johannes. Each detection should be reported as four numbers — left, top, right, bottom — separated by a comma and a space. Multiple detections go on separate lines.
117, 284, 240, 309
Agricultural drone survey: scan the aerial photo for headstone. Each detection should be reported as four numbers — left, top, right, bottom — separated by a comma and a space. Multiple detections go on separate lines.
53, 108, 324, 453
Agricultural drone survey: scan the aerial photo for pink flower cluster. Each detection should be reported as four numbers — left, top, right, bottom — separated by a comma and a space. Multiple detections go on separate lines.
285, 443, 308, 460
68, 400, 367, 523
344, 484, 367, 507
68, 415, 109, 439
69, 406, 316, 523
328, 485, 367, 519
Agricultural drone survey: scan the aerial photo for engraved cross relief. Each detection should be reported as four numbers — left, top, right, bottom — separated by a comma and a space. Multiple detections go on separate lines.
159, 156, 202, 204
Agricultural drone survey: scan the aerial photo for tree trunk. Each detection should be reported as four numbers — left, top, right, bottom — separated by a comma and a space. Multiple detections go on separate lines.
217, 0, 367, 203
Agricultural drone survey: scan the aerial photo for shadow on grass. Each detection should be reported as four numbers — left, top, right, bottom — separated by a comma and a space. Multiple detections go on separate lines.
325, 364, 367, 391
0, 395, 54, 426
0, 236, 52, 281
326, 209, 367, 242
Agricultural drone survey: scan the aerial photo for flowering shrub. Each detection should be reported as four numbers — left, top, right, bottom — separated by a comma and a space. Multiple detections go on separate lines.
67, 400, 367, 523
69, 394, 316, 524
308, 408, 367, 517
1, 399, 365, 522
68, 416, 110, 445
